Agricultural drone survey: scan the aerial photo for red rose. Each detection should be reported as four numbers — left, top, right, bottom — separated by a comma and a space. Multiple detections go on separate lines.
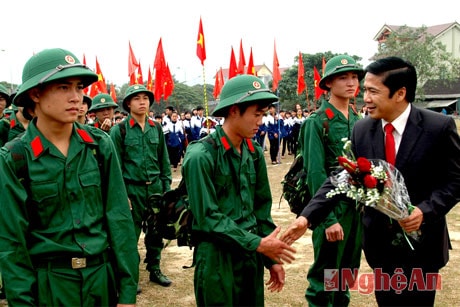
357, 157, 372, 173
338, 156, 357, 174
363, 174, 378, 188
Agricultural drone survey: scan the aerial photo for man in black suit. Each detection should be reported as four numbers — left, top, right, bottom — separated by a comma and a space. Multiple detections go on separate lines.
281, 57, 460, 306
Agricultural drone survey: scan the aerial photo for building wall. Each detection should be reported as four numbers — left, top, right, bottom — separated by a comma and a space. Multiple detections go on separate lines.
436, 26, 460, 59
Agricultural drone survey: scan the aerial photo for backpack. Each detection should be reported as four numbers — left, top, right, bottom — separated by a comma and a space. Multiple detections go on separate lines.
146, 136, 219, 250
146, 135, 260, 258
280, 110, 330, 216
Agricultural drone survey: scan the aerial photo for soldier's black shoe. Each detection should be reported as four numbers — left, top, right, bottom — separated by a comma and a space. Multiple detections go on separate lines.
149, 269, 172, 287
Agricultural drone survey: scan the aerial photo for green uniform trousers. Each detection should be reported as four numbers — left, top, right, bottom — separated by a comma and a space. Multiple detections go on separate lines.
127, 183, 164, 271
306, 203, 362, 307
36, 260, 117, 306
194, 241, 265, 307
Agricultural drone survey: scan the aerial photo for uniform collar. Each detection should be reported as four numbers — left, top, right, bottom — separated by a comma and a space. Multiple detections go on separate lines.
127, 115, 156, 128
24, 119, 97, 160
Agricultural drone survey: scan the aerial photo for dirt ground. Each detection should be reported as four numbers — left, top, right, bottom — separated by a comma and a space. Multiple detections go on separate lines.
136, 150, 460, 307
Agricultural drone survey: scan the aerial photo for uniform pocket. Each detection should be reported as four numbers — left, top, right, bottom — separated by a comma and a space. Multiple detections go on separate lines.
30, 181, 61, 228
79, 169, 103, 217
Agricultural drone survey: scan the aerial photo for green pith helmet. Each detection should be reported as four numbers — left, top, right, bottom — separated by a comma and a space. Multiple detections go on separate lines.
123, 84, 154, 112
0, 84, 11, 108
14, 48, 98, 107
319, 55, 364, 91
83, 95, 92, 110
88, 93, 118, 112
212, 74, 278, 117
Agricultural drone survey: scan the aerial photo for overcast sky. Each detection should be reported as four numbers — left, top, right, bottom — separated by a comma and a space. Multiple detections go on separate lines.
1, 0, 458, 87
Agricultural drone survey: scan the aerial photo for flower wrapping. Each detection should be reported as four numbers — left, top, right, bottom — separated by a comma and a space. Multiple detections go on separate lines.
327, 140, 420, 244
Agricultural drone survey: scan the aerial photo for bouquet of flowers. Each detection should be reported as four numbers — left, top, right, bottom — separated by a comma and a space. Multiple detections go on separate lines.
326, 139, 420, 248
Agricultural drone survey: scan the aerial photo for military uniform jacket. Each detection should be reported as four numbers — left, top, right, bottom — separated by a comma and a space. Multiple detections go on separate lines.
0, 111, 26, 147
0, 119, 139, 305
182, 126, 276, 264
299, 101, 360, 227
110, 115, 171, 193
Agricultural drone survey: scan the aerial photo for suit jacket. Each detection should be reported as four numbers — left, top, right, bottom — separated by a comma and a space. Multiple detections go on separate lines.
302, 105, 460, 270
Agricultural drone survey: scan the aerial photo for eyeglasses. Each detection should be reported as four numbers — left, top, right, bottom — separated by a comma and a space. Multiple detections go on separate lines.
235, 88, 273, 104
38, 63, 91, 85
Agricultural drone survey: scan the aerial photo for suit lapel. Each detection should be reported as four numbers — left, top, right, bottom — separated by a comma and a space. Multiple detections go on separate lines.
369, 120, 386, 160
395, 106, 423, 169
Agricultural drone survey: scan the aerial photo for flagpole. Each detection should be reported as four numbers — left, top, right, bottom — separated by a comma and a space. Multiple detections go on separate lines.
276, 92, 281, 164
202, 66, 209, 132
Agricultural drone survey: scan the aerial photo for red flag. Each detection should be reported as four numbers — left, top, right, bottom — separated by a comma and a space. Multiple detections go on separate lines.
136, 62, 144, 84
237, 39, 246, 75
82, 53, 88, 94
246, 47, 255, 76
313, 66, 324, 100
213, 67, 224, 99
196, 17, 206, 65
154, 38, 167, 102
147, 66, 153, 91
322, 56, 326, 76
163, 64, 174, 101
129, 72, 136, 85
90, 57, 107, 97
297, 52, 306, 95
228, 47, 238, 79
272, 40, 281, 92
354, 84, 360, 97
110, 83, 117, 102
128, 41, 139, 80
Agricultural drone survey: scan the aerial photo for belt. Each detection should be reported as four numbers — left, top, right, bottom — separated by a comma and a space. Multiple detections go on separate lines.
34, 251, 109, 270
124, 179, 153, 186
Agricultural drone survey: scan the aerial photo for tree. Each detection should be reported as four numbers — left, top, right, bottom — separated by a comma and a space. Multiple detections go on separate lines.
373, 25, 460, 98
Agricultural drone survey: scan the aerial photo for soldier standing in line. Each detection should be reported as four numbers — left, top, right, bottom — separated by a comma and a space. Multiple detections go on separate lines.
0, 48, 139, 306
110, 84, 173, 289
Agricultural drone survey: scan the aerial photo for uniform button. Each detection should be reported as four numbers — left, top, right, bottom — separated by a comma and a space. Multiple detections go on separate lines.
75, 219, 81, 225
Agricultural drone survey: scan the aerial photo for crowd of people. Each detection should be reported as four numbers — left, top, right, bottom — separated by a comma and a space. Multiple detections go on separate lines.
0, 48, 459, 307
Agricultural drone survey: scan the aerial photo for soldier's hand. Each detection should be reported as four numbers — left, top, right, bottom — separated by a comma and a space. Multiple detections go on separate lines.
256, 226, 296, 264
325, 222, 344, 242
280, 216, 309, 245
266, 264, 285, 292
101, 118, 112, 131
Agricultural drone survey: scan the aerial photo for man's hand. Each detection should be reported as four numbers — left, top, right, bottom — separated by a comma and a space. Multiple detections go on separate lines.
399, 206, 423, 233
325, 223, 344, 242
280, 216, 309, 246
256, 227, 296, 264
266, 264, 285, 292
101, 118, 112, 131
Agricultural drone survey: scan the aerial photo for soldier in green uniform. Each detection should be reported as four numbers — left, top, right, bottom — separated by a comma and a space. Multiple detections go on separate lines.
77, 94, 92, 124
182, 75, 296, 306
0, 48, 139, 306
110, 84, 173, 288
298, 55, 364, 306
0, 103, 31, 147
88, 93, 118, 132
0, 84, 10, 120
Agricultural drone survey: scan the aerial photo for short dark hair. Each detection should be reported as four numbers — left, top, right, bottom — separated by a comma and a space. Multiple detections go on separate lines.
365, 57, 417, 103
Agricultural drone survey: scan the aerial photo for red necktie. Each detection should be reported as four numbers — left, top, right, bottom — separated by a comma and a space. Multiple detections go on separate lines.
384, 123, 396, 165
